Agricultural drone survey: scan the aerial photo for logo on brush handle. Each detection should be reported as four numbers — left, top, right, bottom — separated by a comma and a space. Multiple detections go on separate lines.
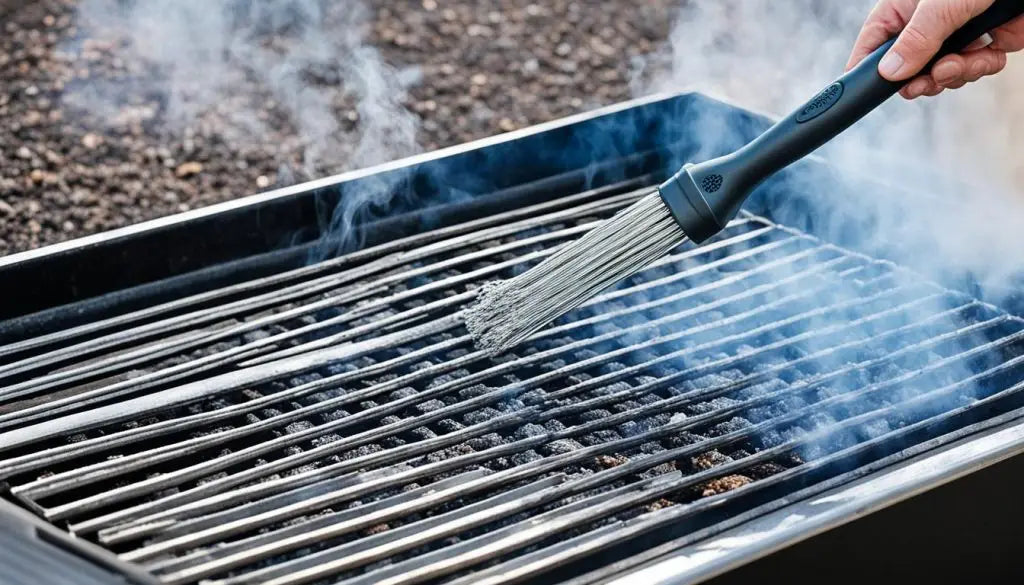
796, 82, 844, 123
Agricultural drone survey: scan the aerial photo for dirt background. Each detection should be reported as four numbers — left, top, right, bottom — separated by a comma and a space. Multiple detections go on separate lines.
0, 0, 674, 256
2, 0, 1021, 258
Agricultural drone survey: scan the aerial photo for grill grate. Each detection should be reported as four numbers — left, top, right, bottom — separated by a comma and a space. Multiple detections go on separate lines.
2, 177, 1024, 585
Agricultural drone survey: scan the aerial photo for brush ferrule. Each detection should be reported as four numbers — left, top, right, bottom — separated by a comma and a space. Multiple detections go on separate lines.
657, 165, 723, 244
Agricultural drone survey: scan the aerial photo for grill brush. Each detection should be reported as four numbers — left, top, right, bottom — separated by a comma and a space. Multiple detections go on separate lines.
465, 0, 1024, 353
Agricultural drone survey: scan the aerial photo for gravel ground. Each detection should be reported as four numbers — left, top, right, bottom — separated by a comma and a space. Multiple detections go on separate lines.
0, 0, 673, 256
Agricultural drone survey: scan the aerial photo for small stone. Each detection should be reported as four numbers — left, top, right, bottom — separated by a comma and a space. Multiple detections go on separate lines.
470, 73, 488, 86
28, 220, 42, 235
175, 161, 203, 178
647, 498, 674, 512
29, 169, 45, 183
594, 454, 629, 469
691, 450, 732, 471
43, 150, 63, 165
498, 118, 516, 132
62, 220, 75, 232
81, 133, 102, 149
256, 175, 271, 188
421, 0, 437, 10
0, 200, 14, 216
16, 146, 33, 159
590, 38, 616, 57
700, 475, 753, 497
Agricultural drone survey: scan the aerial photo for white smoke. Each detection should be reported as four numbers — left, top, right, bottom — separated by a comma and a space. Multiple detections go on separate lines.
626, 0, 1024, 463
66, 0, 420, 178
640, 0, 1024, 298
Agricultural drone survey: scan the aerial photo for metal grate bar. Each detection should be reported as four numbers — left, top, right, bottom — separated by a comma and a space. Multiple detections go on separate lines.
451, 357, 1024, 585
0, 177, 652, 362
105, 310, 1019, 576
0, 219, 773, 449
157, 474, 569, 585
0, 198, 630, 401
44, 264, 883, 526
9, 234, 810, 499
72, 290, 983, 557
144, 469, 492, 574
342, 348, 1024, 585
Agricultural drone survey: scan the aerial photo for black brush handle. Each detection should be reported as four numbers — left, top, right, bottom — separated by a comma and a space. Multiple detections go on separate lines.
659, 0, 1024, 243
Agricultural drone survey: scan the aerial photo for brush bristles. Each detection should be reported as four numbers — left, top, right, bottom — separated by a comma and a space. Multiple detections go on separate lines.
464, 191, 688, 353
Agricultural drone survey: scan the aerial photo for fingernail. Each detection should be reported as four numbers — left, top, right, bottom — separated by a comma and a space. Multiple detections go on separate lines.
965, 33, 995, 51
905, 78, 928, 98
878, 49, 905, 78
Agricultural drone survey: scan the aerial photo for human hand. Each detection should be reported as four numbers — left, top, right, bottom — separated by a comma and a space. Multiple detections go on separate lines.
847, 0, 1024, 99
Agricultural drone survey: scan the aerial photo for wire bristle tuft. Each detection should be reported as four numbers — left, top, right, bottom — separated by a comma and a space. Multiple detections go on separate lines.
463, 192, 688, 353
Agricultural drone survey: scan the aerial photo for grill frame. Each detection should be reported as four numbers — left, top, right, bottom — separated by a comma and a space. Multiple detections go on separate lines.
3, 91, 1024, 585
583, 405, 1024, 585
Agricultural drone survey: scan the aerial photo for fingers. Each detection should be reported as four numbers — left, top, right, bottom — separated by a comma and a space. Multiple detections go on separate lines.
847, 0, 920, 70
899, 47, 1007, 98
932, 48, 1007, 85
852, 0, 1019, 100
878, 0, 995, 81
900, 76, 944, 98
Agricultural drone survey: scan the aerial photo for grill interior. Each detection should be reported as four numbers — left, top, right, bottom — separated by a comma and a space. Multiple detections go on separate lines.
3, 175, 1024, 585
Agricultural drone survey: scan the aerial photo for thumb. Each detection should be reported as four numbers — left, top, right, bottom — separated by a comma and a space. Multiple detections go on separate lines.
878, 0, 991, 80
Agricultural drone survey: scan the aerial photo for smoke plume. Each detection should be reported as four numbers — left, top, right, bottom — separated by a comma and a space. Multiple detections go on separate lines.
65, 0, 421, 253
69, 0, 419, 173
627, 0, 1024, 462
639, 0, 1024, 299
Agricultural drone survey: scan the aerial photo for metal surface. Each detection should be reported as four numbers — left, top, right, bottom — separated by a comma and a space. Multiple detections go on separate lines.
3, 172, 1024, 584
0, 498, 156, 585
3, 92, 1024, 585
